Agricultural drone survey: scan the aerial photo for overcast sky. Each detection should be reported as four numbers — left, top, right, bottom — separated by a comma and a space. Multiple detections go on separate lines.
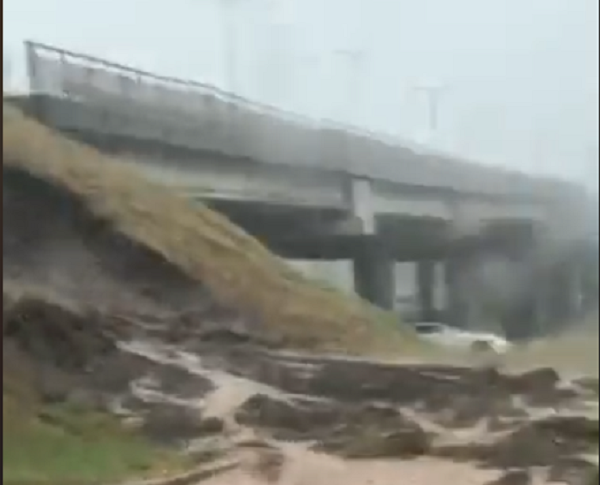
4, 0, 599, 191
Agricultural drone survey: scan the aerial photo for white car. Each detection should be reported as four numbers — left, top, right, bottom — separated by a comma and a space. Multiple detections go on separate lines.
414, 322, 511, 354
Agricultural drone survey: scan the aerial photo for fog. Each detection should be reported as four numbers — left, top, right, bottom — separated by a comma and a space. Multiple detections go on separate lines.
4, 0, 598, 321
4, 0, 598, 189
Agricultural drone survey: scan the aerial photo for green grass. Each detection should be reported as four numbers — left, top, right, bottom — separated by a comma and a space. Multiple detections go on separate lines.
2, 288, 190, 485
3, 398, 188, 485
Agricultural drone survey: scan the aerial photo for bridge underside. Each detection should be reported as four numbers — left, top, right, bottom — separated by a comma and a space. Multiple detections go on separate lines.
207, 199, 538, 260
8, 92, 597, 339
207, 198, 597, 339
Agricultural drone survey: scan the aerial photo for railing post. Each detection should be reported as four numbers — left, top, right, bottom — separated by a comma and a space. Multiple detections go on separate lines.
24, 40, 39, 94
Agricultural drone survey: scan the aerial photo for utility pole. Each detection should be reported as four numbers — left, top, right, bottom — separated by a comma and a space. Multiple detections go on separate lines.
335, 49, 365, 126
256, 0, 301, 109
297, 54, 322, 119
266, 18, 294, 108
413, 84, 447, 145
333, 49, 364, 170
220, 0, 239, 94
217, 0, 246, 153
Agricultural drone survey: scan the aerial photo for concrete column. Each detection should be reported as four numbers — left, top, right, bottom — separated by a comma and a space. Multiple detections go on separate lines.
444, 258, 462, 327
530, 280, 550, 336
353, 241, 395, 310
444, 257, 474, 328
555, 260, 584, 323
506, 267, 550, 341
344, 177, 375, 235
417, 260, 436, 321
529, 260, 581, 334
548, 264, 569, 329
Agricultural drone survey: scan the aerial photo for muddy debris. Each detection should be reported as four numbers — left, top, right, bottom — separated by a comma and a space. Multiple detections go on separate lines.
4, 292, 599, 483
434, 414, 599, 469
484, 469, 532, 485
573, 377, 600, 397
547, 457, 599, 485
235, 393, 340, 441
141, 405, 224, 446
315, 423, 432, 459
247, 446, 286, 483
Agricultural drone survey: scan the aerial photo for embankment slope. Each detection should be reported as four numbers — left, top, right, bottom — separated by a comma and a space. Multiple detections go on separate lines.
3, 103, 412, 354
2, 103, 416, 482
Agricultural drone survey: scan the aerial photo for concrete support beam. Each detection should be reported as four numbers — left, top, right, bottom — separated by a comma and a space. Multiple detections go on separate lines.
417, 260, 436, 321
345, 177, 375, 235
353, 240, 395, 310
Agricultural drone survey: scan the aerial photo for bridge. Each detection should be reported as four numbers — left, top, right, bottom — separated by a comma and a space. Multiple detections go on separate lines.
10, 41, 598, 337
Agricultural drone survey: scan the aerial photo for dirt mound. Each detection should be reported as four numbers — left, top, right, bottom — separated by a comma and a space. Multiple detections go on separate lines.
2, 103, 412, 354
4, 292, 115, 371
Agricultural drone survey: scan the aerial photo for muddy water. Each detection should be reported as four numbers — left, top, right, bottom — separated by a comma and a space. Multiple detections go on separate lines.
117, 339, 589, 485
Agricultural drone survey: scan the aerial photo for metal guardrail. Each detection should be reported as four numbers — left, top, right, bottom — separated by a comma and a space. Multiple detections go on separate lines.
23, 40, 582, 200
22, 40, 505, 165
26, 40, 341, 133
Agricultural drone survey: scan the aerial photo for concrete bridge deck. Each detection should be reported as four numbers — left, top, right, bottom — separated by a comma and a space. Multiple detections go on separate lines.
21, 42, 580, 197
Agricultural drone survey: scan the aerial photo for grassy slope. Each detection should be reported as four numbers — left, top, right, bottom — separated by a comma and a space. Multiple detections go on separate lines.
3, 103, 416, 355
2, 104, 420, 482
3, 397, 183, 484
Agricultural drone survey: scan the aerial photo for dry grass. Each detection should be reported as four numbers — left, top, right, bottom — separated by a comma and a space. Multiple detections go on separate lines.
2, 103, 418, 355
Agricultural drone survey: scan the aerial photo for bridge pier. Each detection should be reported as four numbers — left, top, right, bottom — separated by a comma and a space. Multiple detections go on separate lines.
352, 240, 395, 310
416, 260, 436, 321
444, 257, 476, 329
543, 260, 586, 327
524, 265, 569, 336
442, 247, 515, 331
506, 245, 594, 339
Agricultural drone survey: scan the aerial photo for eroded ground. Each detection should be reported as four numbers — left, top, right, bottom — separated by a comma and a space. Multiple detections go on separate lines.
3, 104, 598, 485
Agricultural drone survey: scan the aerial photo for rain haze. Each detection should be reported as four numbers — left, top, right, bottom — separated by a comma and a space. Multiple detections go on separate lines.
4, 0, 598, 186
5, 1, 600, 482
4, 0, 598, 303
